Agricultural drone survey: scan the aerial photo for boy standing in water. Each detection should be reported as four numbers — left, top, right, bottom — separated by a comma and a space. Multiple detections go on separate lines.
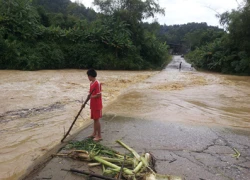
87, 69, 102, 141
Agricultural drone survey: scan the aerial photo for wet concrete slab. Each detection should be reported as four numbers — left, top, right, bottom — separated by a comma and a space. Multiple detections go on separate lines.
25, 114, 250, 180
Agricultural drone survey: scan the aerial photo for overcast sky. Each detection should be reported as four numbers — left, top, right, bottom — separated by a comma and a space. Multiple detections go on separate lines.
71, 0, 244, 27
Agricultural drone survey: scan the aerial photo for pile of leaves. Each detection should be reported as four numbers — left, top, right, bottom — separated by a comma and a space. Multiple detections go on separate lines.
64, 138, 127, 158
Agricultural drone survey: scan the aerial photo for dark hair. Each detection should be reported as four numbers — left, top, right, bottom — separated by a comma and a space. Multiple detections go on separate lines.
87, 68, 97, 77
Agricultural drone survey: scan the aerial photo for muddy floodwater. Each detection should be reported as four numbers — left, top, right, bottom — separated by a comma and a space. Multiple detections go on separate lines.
0, 70, 157, 180
106, 57, 250, 128
1, 56, 250, 180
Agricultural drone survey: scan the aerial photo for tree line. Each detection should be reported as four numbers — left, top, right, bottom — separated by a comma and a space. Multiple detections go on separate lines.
0, 0, 249, 75
159, 23, 225, 52
185, 0, 250, 75
0, 0, 170, 70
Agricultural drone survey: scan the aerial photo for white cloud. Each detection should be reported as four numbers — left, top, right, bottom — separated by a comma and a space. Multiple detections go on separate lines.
152, 0, 244, 27
71, 0, 94, 8
71, 0, 244, 27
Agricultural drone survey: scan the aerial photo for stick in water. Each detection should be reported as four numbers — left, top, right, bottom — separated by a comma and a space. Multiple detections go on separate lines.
61, 89, 95, 142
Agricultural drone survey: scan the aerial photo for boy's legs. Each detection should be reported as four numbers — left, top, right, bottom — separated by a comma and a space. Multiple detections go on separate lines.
93, 119, 102, 141
89, 110, 96, 138
89, 123, 96, 138
89, 109, 102, 140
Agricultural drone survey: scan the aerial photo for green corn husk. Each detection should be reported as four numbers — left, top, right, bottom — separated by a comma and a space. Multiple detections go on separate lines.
103, 168, 120, 176
137, 154, 151, 174
93, 156, 134, 175
116, 140, 141, 160
62, 139, 183, 180
88, 163, 101, 167
140, 156, 149, 167
133, 161, 143, 174
155, 174, 183, 180
65, 139, 119, 158
132, 157, 139, 168
144, 173, 183, 180
102, 164, 106, 172
101, 157, 134, 166
115, 153, 126, 159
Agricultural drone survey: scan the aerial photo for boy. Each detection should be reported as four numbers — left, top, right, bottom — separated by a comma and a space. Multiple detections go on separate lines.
86, 69, 102, 141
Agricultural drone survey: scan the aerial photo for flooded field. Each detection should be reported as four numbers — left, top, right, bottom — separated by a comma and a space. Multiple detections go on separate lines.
1, 56, 250, 180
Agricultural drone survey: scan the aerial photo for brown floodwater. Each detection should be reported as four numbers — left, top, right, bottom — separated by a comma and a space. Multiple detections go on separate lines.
0, 69, 157, 180
105, 56, 250, 128
1, 56, 250, 179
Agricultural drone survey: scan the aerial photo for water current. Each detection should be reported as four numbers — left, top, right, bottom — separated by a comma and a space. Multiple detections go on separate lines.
0, 56, 250, 179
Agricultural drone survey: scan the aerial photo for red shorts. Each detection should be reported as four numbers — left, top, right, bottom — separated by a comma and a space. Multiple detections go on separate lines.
91, 109, 102, 120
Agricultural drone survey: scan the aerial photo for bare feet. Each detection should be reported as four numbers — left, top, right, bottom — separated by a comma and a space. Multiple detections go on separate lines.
93, 137, 102, 142
87, 135, 95, 139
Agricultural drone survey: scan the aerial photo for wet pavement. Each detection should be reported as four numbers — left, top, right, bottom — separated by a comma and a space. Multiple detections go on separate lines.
24, 56, 250, 180
25, 115, 250, 180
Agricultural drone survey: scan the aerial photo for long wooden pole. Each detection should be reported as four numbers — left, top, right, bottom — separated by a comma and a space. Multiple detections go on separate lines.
118, 155, 126, 180
61, 89, 94, 143
61, 168, 116, 180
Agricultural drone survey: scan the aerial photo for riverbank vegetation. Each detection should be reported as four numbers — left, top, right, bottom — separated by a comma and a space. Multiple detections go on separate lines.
185, 1, 250, 75
0, 0, 170, 70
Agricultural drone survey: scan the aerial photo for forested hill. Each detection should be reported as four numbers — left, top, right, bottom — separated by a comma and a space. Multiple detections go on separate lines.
158, 23, 225, 52
32, 0, 97, 21
160, 23, 224, 44
33, 0, 71, 13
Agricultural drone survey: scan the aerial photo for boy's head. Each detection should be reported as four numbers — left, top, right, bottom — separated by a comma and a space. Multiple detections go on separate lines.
87, 68, 97, 78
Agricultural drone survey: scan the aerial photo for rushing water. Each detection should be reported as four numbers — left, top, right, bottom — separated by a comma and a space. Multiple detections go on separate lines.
105, 56, 250, 128
1, 56, 250, 179
0, 70, 156, 180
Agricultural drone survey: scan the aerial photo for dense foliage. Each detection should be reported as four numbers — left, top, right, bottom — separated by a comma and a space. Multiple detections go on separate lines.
0, 0, 170, 70
158, 23, 225, 54
186, 0, 250, 75
1, 0, 249, 74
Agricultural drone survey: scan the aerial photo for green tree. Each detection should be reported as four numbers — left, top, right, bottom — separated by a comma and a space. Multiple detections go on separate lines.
0, 0, 170, 71
32, 0, 71, 14
93, 0, 164, 21
0, 0, 40, 40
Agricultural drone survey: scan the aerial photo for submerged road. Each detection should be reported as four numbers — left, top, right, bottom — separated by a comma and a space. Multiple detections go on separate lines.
25, 56, 250, 180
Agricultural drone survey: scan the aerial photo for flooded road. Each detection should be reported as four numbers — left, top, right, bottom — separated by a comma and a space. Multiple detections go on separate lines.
105, 56, 250, 128
1, 55, 250, 180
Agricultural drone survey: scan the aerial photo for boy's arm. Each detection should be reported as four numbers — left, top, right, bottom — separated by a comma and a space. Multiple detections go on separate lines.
91, 82, 101, 98
91, 93, 101, 98
82, 92, 92, 108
